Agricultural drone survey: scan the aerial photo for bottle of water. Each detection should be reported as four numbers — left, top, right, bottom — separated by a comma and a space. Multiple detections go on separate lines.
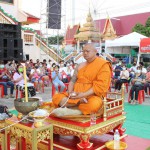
114, 129, 120, 149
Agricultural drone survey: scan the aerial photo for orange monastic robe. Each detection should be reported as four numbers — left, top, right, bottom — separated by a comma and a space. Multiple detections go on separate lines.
52, 57, 112, 115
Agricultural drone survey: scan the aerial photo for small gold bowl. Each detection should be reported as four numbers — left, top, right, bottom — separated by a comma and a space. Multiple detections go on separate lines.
105, 140, 127, 150
29, 111, 49, 128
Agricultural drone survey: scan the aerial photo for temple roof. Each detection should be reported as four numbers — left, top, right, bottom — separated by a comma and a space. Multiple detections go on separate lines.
74, 12, 101, 41
95, 12, 150, 36
101, 16, 117, 40
21, 11, 40, 25
65, 24, 80, 45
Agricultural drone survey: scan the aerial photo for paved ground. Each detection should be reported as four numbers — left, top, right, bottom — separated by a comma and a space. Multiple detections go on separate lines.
0, 84, 150, 110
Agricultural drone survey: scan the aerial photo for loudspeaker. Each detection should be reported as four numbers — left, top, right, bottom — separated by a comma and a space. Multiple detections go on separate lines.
0, 23, 23, 61
47, 0, 61, 29
0, 47, 3, 58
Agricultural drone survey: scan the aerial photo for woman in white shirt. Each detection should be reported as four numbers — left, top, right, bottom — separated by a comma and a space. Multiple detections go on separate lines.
13, 64, 36, 97
115, 65, 129, 92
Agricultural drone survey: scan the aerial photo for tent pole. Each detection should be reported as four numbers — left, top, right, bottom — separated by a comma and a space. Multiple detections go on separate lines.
137, 53, 141, 66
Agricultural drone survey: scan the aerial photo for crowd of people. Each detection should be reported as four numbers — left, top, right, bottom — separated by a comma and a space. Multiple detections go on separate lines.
0, 59, 77, 98
112, 61, 150, 104
0, 52, 149, 107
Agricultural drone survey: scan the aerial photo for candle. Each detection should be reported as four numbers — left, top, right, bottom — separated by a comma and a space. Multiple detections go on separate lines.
23, 65, 28, 102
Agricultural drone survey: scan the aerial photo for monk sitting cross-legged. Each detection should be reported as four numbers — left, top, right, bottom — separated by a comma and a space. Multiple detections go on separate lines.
52, 43, 112, 116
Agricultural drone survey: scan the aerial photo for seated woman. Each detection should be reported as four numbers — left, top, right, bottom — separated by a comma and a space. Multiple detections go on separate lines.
115, 65, 129, 92
52, 65, 65, 93
112, 63, 122, 88
130, 67, 146, 104
39, 63, 50, 86
30, 64, 43, 93
13, 64, 36, 97
144, 67, 150, 97
0, 61, 14, 99
65, 62, 73, 82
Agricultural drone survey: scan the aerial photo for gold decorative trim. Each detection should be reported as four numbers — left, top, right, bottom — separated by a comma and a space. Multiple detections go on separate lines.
0, 133, 2, 143
107, 108, 123, 117
8, 126, 33, 140
5, 119, 53, 150
37, 128, 52, 142
48, 115, 125, 138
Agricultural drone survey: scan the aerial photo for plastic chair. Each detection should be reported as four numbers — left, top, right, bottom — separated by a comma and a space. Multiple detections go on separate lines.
52, 84, 68, 97
67, 75, 71, 82
138, 90, 145, 104
42, 77, 50, 87
64, 83, 69, 90
15, 89, 23, 99
0, 85, 4, 98
128, 89, 145, 104
124, 82, 129, 93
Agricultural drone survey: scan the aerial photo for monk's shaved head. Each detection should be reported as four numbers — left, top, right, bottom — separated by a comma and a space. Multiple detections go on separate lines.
82, 43, 97, 62
83, 43, 97, 52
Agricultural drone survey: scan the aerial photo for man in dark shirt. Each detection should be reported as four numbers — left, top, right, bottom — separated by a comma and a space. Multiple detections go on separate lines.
114, 63, 123, 79
0, 61, 14, 98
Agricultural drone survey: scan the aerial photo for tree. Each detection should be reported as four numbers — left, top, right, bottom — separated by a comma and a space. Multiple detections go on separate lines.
132, 17, 150, 37
132, 23, 146, 35
48, 35, 64, 45
145, 17, 150, 27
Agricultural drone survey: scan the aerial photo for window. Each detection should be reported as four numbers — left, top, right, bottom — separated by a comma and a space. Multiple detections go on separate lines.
0, 0, 13, 4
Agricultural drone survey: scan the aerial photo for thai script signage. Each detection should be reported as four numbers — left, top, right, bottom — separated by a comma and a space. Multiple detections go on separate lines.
140, 38, 150, 53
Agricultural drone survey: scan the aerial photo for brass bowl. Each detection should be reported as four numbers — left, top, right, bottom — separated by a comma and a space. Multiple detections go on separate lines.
105, 140, 127, 150
14, 98, 40, 115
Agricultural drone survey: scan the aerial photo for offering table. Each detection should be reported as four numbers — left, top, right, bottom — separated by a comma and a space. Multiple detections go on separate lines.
5, 117, 53, 150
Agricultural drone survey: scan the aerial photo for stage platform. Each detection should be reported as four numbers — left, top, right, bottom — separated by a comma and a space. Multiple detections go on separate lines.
53, 134, 150, 150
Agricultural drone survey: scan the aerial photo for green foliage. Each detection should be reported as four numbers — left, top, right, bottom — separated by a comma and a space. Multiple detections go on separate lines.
48, 35, 64, 44
132, 23, 146, 35
145, 17, 150, 27
132, 17, 150, 37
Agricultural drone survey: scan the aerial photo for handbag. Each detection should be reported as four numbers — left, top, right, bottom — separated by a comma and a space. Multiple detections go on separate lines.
0, 105, 8, 113
0, 105, 12, 117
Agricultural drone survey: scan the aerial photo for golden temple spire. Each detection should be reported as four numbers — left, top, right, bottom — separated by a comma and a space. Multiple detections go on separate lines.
74, 10, 101, 42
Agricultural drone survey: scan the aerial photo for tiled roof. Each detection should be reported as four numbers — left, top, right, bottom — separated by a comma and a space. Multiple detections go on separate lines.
95, 12, 150, 36
65, 24, 80, 44
23, 12, 40, 19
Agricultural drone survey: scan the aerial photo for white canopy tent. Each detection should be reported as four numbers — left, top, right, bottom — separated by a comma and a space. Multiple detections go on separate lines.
105, 32, 147, 47
105, 32, 147, 54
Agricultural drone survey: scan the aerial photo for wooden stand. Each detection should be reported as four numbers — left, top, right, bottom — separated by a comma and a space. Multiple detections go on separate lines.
5, 117, 53, 150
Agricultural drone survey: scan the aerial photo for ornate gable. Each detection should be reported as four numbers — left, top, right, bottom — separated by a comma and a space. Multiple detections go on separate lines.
102, 17, 117, 41
0, 10, 16, 24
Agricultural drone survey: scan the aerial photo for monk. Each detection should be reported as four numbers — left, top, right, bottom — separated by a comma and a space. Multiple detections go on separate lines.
52, 43, 112, 115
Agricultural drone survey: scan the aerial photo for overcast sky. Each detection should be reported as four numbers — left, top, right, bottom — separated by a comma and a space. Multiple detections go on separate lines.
21, 0, 150, 32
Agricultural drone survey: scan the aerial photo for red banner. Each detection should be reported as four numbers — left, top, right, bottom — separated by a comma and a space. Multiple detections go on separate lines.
140, 38, 150, 53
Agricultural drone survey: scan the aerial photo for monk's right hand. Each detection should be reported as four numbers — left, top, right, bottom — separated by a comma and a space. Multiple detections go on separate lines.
70, 92, 85, 99
69, 92, 77, 98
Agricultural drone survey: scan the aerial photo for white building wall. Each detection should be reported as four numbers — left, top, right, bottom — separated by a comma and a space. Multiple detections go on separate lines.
24, 44, 57, 63
0, 0, 27, 22
106, 47, 130, 54
0, 0, 18, 19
